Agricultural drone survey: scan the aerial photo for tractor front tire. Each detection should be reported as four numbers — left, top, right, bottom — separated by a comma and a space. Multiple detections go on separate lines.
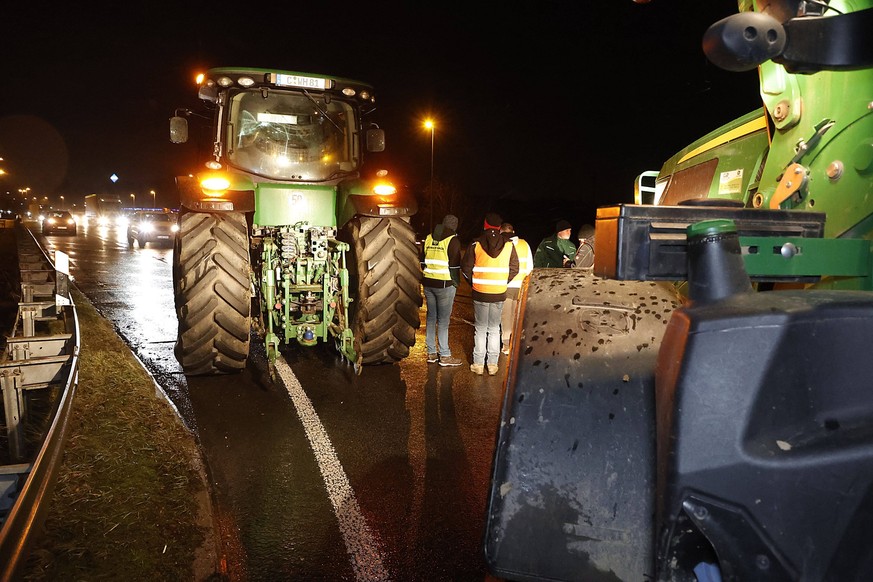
173, 211, 252, 375
342, 216, 422, 364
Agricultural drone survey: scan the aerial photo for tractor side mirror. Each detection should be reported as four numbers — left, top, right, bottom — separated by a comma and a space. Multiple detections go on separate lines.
703, 12, 786, 72
366, 128, 385, 152
170, 116, 189, 144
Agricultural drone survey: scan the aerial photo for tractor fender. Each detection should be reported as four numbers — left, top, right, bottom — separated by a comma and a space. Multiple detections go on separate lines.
485, 268, 682, 582
337, 189, 418, 228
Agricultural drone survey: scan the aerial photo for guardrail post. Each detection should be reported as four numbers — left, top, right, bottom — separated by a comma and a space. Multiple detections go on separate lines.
19, 307, 36, 338
20, 283, 33, 304
0, 370, 25, 462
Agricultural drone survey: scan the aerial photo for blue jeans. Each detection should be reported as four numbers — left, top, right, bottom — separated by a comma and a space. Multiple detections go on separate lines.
472, 300, 504, 365
424, 285, 457, 356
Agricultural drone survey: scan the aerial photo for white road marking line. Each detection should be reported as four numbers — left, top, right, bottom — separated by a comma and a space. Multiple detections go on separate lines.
275, 355, 391, 582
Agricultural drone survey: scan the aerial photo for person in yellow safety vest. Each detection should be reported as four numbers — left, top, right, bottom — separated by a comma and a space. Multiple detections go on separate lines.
499, 222, 533, 356
421, 214, 463, 367
461, 212, 519, 376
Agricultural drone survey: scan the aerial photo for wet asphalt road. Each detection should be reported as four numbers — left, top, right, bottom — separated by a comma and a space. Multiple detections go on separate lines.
36, 219, 507, 581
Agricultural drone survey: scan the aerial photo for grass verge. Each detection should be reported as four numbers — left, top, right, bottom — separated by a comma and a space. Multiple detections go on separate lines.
19, 286, 220, 581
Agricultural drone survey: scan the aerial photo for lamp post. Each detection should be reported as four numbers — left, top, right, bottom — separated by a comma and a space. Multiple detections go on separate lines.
130, 193, 136, 208
60, 195, 64, 210
150, 190, 156, 209
424, 119, 435, 233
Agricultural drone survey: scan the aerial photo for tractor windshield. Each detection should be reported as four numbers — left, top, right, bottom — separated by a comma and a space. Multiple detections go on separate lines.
226, 90, 357, 181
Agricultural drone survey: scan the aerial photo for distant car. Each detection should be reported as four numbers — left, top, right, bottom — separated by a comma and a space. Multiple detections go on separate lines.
42, 211, 77, 235
127, 211, 179, 248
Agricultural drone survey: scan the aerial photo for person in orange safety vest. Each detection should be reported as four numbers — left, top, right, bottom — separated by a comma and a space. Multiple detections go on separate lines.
460, 212, 519, 376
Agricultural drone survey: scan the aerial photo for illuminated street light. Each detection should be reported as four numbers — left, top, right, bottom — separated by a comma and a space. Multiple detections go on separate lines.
423, 118, 435, 233
60, 195, 65, 210
150, 189, 156, 208
130, 193, 136, 208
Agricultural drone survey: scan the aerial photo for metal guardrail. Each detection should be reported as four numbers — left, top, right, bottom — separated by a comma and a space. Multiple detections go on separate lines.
0, 223, 80, 581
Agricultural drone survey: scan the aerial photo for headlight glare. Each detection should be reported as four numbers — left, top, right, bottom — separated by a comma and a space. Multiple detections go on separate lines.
201, 175, 231, 192
373, 183, 396, 196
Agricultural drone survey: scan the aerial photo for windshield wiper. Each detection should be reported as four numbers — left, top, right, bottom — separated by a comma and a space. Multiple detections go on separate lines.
302, 90, 343, 132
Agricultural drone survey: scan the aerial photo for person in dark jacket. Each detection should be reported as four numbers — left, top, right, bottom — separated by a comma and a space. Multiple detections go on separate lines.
533, 219, 577, 268
421, 214, 463, 366
461, 212, 519, 376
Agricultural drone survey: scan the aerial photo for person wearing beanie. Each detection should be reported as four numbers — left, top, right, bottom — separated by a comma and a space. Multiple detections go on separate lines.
421, 214, 463, 366
533, 219, 577, 268
499, 222, 533, 355
461, 212, 519, 376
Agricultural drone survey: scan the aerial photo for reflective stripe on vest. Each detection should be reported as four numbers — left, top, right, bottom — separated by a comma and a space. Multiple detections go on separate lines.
472, 242, 513, 294
508, 238, 532, 289
423, 234, 455, 281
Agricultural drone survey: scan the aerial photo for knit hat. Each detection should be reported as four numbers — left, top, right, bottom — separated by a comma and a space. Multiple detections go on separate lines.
555, 219, 572, 233
442, 214, 459, 231
484, 212, 503, 230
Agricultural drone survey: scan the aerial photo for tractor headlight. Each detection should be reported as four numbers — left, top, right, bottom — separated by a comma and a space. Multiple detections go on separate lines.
373, 182, 396, 196
201, 174, 231, 194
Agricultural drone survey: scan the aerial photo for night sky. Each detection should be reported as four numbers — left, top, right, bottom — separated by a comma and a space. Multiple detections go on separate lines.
1, 0, 761, 242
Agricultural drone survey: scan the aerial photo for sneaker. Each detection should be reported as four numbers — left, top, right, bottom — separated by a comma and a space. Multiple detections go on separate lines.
439, 355, 463, 367
487, 364, 499, 376
427, 353, 439, 363
470, 363, 485, 375
501, 343, 510, 355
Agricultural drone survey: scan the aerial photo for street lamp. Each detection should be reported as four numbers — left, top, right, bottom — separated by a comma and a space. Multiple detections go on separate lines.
130, 193, 136, 208
150, 190, 156, 208
423, 118, 435, 233
60, 195, 64, 209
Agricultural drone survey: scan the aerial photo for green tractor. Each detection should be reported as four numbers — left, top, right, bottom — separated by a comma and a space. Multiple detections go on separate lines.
485, 1, 873, 581
170, 68, 421, 375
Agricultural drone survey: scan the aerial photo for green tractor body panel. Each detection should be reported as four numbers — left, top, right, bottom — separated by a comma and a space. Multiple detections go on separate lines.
171, 67, 421, 374
756, 63, 873, 240
252, 184, 338, 227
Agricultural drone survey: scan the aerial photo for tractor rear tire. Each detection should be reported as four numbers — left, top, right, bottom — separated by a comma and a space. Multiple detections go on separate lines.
173, 211, 252, 375
341, 216, 422, 364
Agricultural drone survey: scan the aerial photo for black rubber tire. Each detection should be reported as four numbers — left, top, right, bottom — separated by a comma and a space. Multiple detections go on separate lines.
173, 211, 252, 375
340, 216, 422, 364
